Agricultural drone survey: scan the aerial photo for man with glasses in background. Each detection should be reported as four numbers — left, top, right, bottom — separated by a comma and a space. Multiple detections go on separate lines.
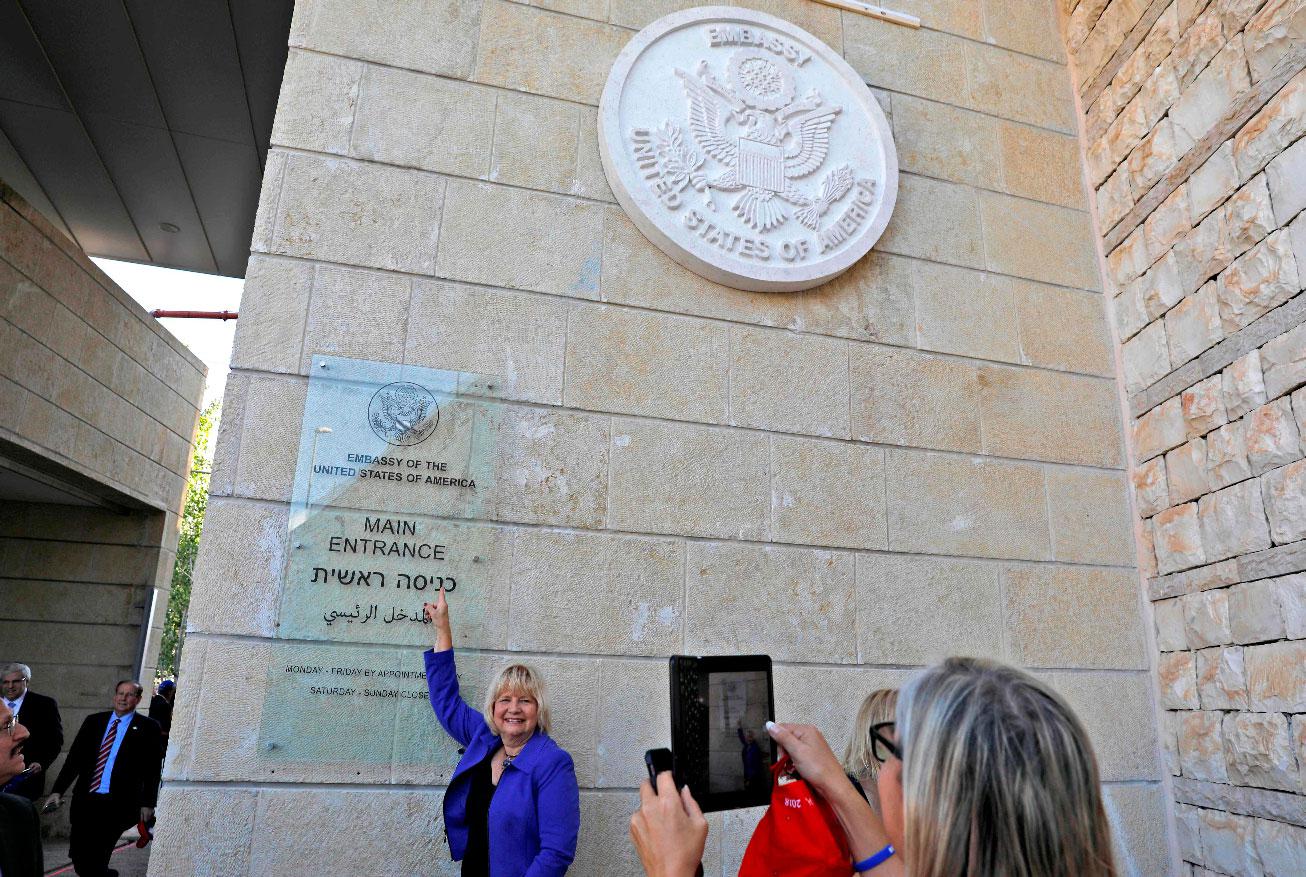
44, 680, 163, 877
1, 662, 64, 801
0, 698, 43, 876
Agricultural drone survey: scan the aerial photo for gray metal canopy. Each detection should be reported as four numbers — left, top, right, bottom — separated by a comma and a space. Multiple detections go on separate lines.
0, 0, 294, 278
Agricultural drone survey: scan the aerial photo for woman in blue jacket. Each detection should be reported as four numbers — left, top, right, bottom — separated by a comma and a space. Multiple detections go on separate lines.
423, 587, 580, 876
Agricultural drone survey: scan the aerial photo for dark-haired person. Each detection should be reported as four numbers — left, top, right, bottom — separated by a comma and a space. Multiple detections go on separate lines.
422, 585, 580, 876
46, 680, 164, 877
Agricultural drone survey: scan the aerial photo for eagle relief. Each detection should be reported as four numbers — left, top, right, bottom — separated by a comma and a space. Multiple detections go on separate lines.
599, 7, 897, 292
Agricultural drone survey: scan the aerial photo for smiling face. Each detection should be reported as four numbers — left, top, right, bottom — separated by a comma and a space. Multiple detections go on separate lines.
1, 671, 27, 702
0, 700, 29, 784
492, 688, 539, 746
112, 681, 142, 716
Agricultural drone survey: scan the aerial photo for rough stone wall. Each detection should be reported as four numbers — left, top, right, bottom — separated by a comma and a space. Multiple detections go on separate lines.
155, 2, 1167, 874
1061, 0, 1306, 873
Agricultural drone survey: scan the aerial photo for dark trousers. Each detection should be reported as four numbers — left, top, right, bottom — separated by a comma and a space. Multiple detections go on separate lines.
69, 793, 135, 877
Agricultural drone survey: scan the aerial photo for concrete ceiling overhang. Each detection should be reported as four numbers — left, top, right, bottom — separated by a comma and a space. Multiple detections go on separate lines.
0, 0, 294, 278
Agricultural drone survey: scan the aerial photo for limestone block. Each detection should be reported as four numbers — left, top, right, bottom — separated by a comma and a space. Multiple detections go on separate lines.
888, 449, 1051, 560
478, 406, 610, 529
1189, 142, 1239, 223
608, 419, 769, 540
1115, 279, 1150, 341
1199, 809, 1264, 876
1097, 166, 1135, 230
233, 375, 306, 502
877, 174, 984, 270
1107, 226, 1150, 287
977, 366, 1122, 467
1075, 0, 1149, 83
1167, 439, 1210, 505
1226, 350, 1269, 420
797, 250, 916, 347
1233, 68, 1306, 181
771, 663, 914, 764
563, 303, 728, 421
1144, 186, 1194, 266
971, 40, 1075, 132
1004, 566, 1145, 669
770, 436, 887, 551
1184, 588, 1234, 649
302, 265, 410, 370
592, 659, 671, 789
685, 542, 856, 663
891, 94, 1002, 191
1267, 133, 1306, 226
436, 181, 604, 298
1293, 204, 1306, 271
1135, 455, 1170, 517
1232, 578, 1289, 644
1007, 281, 1112, 375
1261, 322, 1306, 400
1123, 320, 1171, 394
999, 123, 1083, 209
1245, 0, 1306, 82
1139, 517, 1159, 578
1296, 387, 1306, 449
1247, 399, 1303, 475
1128, 119, 1189, 196
1224, 712, 1300, 792
1201, 478, 1273, 560
150, 787, 257, 874
291, 0, 481, 78
186, 499, 285, 638
250, 788, 448, 874
1255, 816, 1306, 877
208, 371, 247, 497
913, 264, 1020, 363
1156, 597, 1189, 651
614, 0, 845, 48
1166, 283, 1224, 369
1135, 396, 1187, 462
1102, 783, 1173, 877
1171, 36, 1252, 144
1154, 503, 1207, 574
842, 15, 969, 106
1199, 644, 1249, 709
856, 554, 1002, 665
1038, 670, 1158, 780
573, 106, 613, 202
729, 327, 849, 439
407, 281, 568, 406
1279, 572, 1306, 638
849, 346, 981, 454
1045, 467, 1134, 566
978, 191, 1099, 291
1066, 0, 1110, 49
1175, 802, 1203, 862
270, 49, 361, 155
1246, 639, 1306, 710
474, 0, 629, 105
982, 0, 1064, 61
350, 66, 495, 179
1160, 707, 1182, 777
1176, 176, 1276, 294
1207, 421, 1254, 489
1179, 709, 1229, 780
268, 153, 445, 274
572, 791, 644, 877
1217, 230, 1300, 333
490, 90, 580, 193
507, 530, 683, 657
230, 256, 313, 375
1102, 95, 1151, 184
1264, 459, 1306, 544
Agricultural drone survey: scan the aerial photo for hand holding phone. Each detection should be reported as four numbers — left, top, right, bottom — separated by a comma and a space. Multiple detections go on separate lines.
644, 748, 675, 789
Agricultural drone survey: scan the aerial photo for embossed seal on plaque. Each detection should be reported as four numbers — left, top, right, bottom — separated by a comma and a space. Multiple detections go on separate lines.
599, 6, 897, 292
368, 382, 439, 447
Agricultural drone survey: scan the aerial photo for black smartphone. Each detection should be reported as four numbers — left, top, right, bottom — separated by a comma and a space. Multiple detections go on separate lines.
644, 747, 675, 788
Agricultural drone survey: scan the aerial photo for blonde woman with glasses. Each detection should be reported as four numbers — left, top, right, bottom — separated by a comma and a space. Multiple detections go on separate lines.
632, 657, 1117, 877
841, 688, 897, 812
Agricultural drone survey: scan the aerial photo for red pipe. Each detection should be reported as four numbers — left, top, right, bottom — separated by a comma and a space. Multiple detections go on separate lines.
150, 309, 238, 320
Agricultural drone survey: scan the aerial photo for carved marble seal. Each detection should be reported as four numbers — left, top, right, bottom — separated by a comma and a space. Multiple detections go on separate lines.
599, 6, 897, 292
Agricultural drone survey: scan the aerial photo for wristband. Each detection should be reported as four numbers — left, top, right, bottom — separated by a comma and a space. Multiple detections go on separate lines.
853, 844, 896, 872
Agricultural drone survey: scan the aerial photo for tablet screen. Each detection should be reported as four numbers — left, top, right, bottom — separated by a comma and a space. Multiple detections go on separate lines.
707, 669, 772, 795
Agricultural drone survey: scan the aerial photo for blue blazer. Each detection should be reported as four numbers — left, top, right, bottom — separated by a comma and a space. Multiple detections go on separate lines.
424, 649, 580, 877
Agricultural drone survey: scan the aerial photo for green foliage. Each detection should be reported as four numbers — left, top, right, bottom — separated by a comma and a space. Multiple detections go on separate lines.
159, 399, 219, 678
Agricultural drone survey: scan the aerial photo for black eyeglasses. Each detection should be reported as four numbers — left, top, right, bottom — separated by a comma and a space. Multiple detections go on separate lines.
869, 721, 900, 763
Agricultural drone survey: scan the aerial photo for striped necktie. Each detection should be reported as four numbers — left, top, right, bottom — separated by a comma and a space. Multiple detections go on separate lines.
89, 717, 120, 791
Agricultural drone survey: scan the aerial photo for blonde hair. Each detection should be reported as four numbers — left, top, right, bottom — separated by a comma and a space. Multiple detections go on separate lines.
483, 664, 550, 735
842, 688, 898, 780
897, 658, 1116, 877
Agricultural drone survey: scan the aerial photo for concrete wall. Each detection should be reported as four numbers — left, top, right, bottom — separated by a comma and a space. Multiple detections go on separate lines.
155, 1, 1169, 874
1061, 0, 1306, 872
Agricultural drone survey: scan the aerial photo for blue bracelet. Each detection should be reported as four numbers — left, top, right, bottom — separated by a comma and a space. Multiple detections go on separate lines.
853, 845, 896, 872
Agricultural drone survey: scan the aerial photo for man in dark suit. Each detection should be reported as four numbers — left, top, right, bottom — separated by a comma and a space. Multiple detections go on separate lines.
47, 680, 163, 877
1, 661, 64, 799
0, 697, 43, 877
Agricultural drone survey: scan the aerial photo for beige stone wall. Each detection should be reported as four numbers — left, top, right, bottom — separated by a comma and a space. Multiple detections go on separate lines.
157, 1, 1167, 874
1062, 0, 1306, 873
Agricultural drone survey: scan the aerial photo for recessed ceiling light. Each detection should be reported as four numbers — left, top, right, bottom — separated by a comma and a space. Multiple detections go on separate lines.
159, 222, 180, 233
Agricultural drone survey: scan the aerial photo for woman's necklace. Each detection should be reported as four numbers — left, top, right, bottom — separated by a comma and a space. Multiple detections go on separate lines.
501, 741, 527, 768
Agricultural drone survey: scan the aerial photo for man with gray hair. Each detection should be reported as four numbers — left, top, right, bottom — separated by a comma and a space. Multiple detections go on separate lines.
1, 662, 63, 800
